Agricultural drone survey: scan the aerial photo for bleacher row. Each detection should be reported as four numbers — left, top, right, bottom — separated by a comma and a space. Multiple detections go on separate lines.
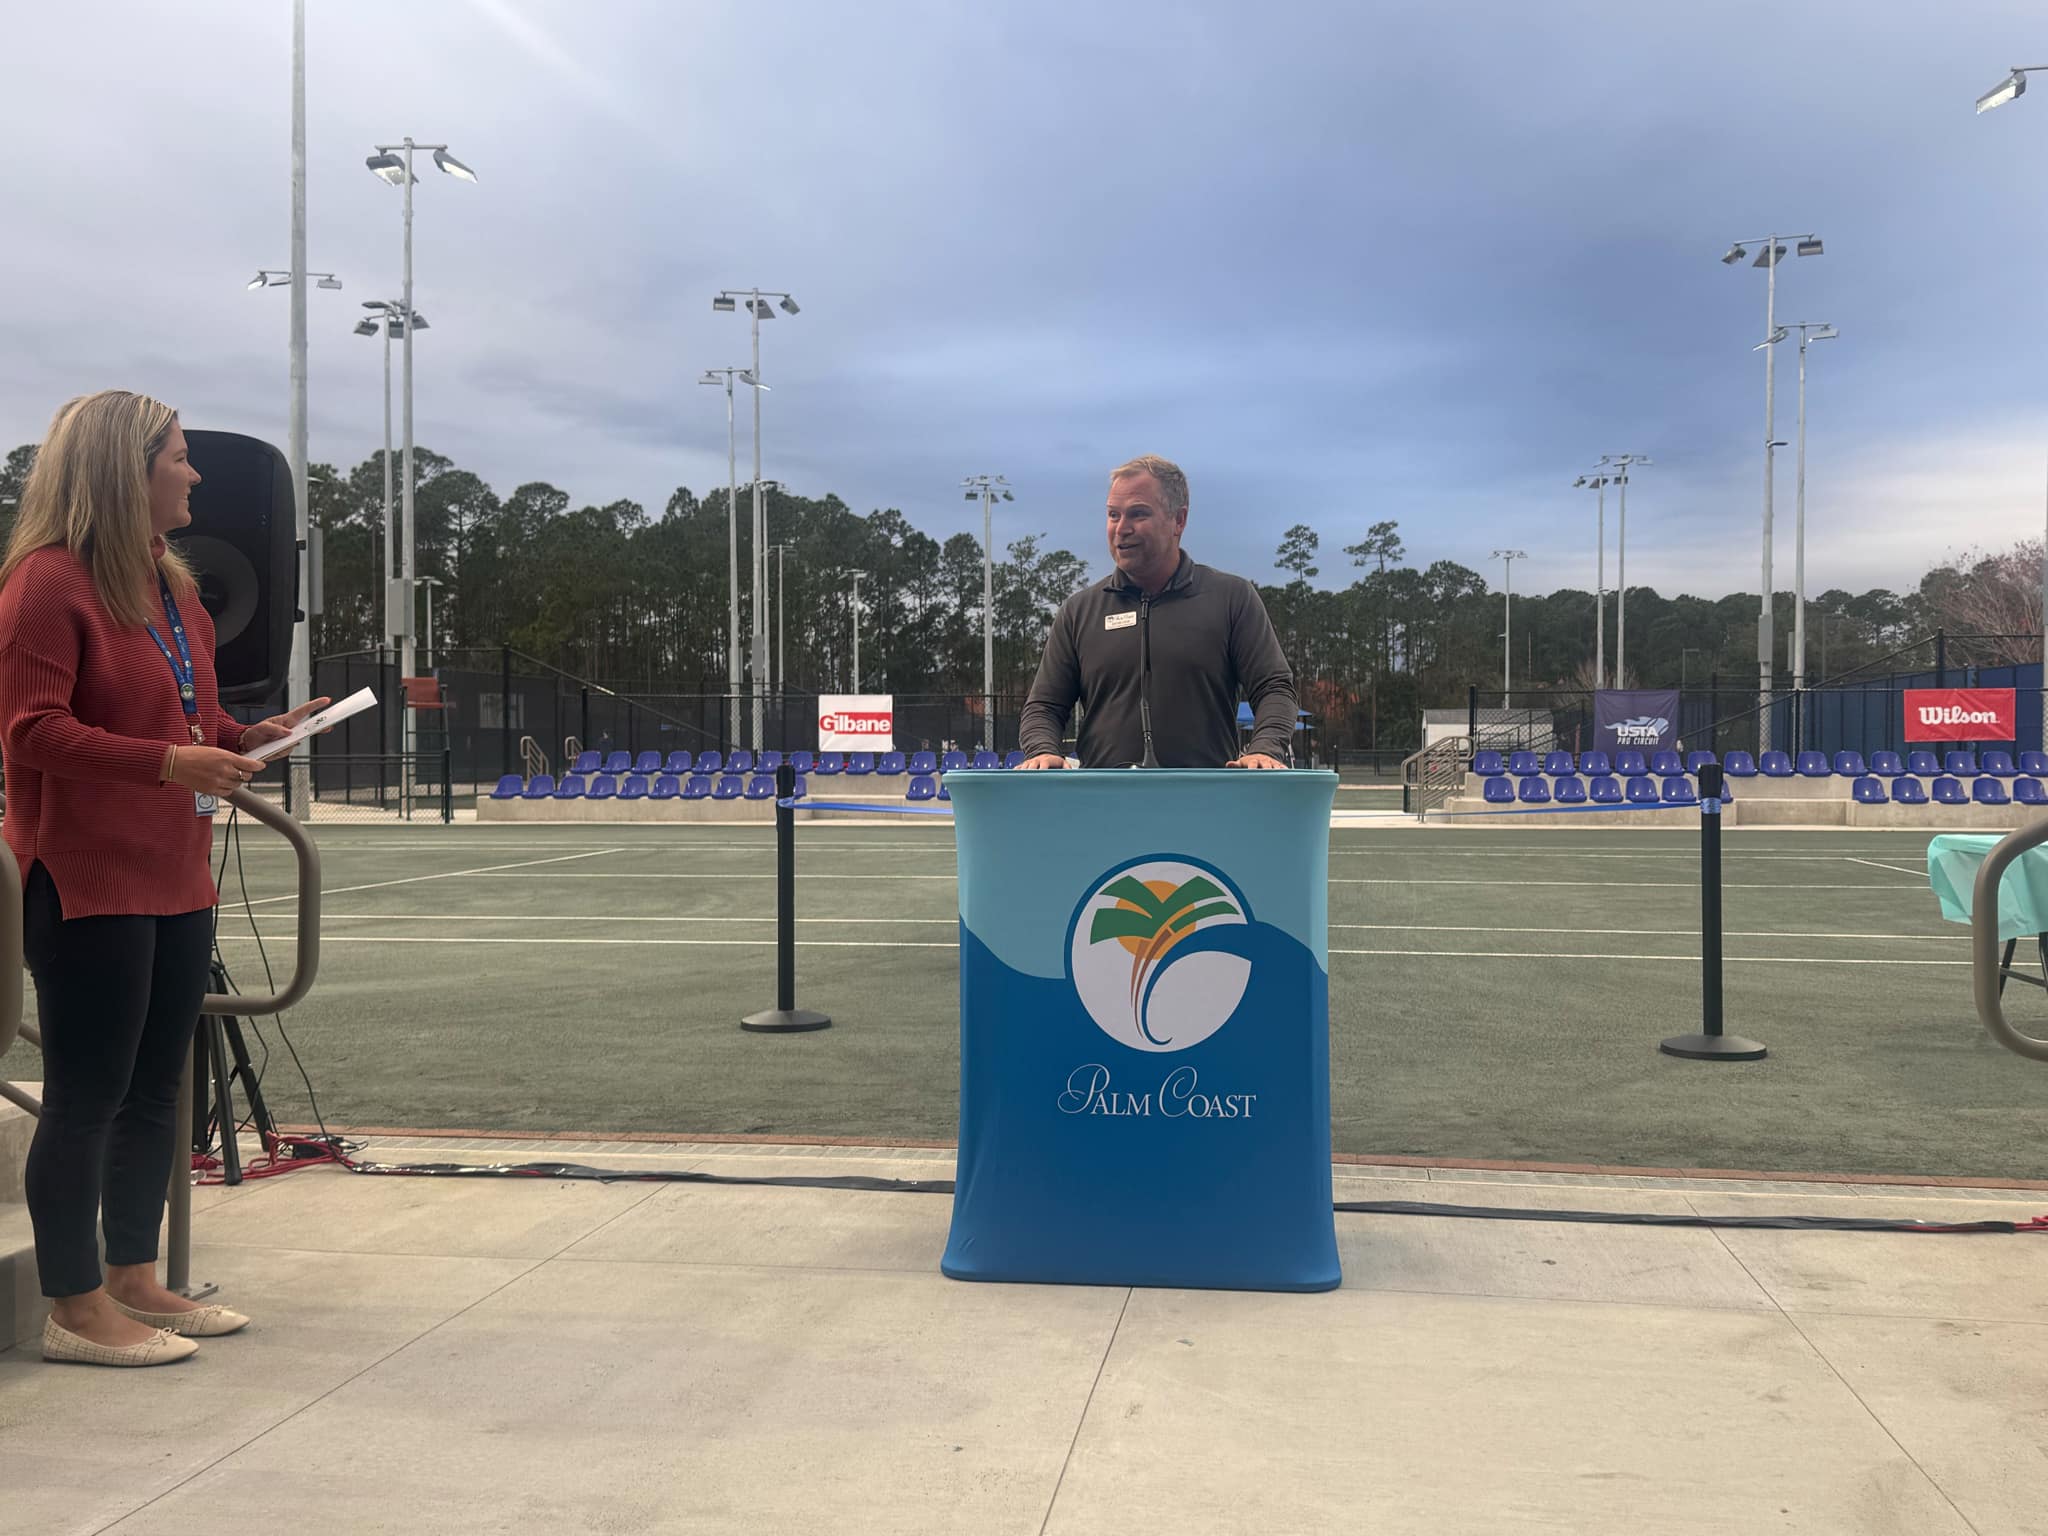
488, 747, 1027, 805
1474, 748, 2044, 810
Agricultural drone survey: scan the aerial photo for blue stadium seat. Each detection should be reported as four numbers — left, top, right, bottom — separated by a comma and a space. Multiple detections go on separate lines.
813, 752, 842, 775
1722, 750, 1757, 777
633, 751, 661, 775
553, 774, 586, 800
1851, 776, 1887, 805
1945, 752, 1978, 776
908, 751, 938, 775
1759, 751, 1794, 777
697, 750, 725, 775
1974, 777, 2011, 806
588, 774, 618, 800
1981, 751, 2017, 778
1832, 751, 1866, 777
745, 775, 776, 800
1713, 775, 1734, 801
619, 774, 650, 800
664, 751, 694, 774
1888, 776, 1928, 805
1615, 751, 1648, 777
1588, 776, 1623, 804
2022, 751, 2048, 776
876, 752, 907, 776
713, 775, 744, 800
1626, 777, 1661, 804
1650, 750, 1683, 777
603, 752, 631, 775
521, 773, 555, 800
942, 750, 970, 772
2015, 777, 2048, 806
683, 775, 712, 800
1795, 751, 1830, 777
907, 775, 938, 802
1482, 777, 1516, 804
1870, 751, 1904, 776
1472, 751, 1506, 776
1579, 750, 1611, 776
1508, 751, 1541, 777
790, 751, 815, 774
844, 752, 874, 776
651, 774, 681, 799
1931, 776, 1967, 806
937, 779, 951, 802
1906, 751, 1940, 775
789, 775, 808, 800
1543, 751, 1574, 776
1661, 776, 1697, 805
758, 750, 783, 772
973, 751, 1000, 770
728, 750, 756, 775
1004, 750, 1026, 769
490, 774, 523, 799
1552, 775, 1586, 804
1684, 751, 1716, 774
572, 751, 601, 775
1518, 777, 1550, 803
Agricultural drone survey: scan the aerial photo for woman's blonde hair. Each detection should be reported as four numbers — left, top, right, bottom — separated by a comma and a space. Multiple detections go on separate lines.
0, 390, 196, 626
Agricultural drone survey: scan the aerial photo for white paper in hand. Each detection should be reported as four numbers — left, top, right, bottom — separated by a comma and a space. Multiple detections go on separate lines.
244, 687, 378, 762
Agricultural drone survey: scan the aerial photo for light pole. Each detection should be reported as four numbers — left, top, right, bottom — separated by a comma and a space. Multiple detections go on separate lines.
699, 367, 761, 747
848, 570, 867, 691
767, 542, 792, 700
1598, 455, 1651, 688
1722, 232, 1823, 750
417, 576, 443, 671
1977, 66, 2048, 749
1492, 550, 1526, 706
1572, 471, 1612, 688
366, 135, 476, 803
1783, 322, 1838, 702
962, 474, 1014, 751
713, 287, 799, 749
353, 302, 426, 669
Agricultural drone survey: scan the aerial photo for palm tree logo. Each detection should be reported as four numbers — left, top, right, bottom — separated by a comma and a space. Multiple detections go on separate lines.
1082, 868, 1245, 1047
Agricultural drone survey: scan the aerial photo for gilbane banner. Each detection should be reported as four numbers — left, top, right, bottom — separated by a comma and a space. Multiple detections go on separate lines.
818, 694, 895, 752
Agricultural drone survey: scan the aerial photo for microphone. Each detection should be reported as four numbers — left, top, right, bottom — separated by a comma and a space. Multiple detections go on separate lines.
1139, 596, 1158, 768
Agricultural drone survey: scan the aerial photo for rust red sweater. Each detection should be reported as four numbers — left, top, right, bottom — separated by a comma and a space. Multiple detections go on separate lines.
0, 545, 247, 917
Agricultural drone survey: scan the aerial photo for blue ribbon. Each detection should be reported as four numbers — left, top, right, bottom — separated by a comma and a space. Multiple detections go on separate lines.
780, 798, 954, 815
1428, 800, 1696, 819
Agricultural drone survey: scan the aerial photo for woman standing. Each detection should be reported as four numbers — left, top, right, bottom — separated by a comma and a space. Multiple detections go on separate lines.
0, 391, 326, 1366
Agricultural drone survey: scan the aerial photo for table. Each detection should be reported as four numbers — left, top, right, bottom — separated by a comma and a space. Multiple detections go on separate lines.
1928, 833, 2048, 995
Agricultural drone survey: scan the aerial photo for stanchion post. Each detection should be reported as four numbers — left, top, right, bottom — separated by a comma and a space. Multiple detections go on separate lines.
1660, 764, 1766, 1061
742, 762, 832, 1034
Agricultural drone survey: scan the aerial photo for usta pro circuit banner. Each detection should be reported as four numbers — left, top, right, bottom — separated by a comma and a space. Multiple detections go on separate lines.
1903, 688, 2016, 742
818, 694, 894, 752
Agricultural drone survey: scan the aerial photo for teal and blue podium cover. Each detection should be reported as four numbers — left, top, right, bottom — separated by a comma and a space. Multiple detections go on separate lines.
941, 769, 1341, 1292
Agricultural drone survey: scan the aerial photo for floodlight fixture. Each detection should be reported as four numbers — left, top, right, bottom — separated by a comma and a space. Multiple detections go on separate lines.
1795, 238, 1823, 257
1978, 70, 2027, 113
316, 274, 342, 290
365, 151, 409, 185
1751, 243, 1787, 268
750, 298, 775, 319
712, 295, 737, 312
778, 296, 800, 315
1753, 326, 1788, 351
247, 273, 268, 290
432, 148, 478, 182
353, 318, 379, 336
1721, 244, 1747, 265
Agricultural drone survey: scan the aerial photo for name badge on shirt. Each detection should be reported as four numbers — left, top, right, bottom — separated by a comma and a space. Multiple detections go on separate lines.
1104, 611, 1137, 631
195, 793, 218, 818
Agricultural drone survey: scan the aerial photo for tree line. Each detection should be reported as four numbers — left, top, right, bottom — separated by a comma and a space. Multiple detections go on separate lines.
0, 442, 2035, 750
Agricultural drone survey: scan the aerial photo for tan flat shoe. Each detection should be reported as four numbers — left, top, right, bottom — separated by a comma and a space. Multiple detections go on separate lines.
109, 1298, 250, 1337
42, 1316, 198, 1367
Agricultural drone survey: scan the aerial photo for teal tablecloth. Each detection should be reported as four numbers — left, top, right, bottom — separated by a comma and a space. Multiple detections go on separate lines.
1928, 834, 2048, 941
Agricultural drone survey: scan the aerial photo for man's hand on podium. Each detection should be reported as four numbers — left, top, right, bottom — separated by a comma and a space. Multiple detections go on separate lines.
1227, 753, 1290, 770
1016, 754, 1069, 771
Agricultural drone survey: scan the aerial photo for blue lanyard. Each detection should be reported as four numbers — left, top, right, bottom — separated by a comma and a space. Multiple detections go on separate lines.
144, 575, 203, 741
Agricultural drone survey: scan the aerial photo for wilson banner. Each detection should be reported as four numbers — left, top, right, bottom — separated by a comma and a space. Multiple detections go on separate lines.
1903, 688, 2016, 742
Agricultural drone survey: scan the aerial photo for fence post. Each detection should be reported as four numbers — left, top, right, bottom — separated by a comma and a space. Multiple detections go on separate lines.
500, 644, 513, 779
443, 746, 453, 824
580, 685, 590, 749
1466, 683, 1477, 744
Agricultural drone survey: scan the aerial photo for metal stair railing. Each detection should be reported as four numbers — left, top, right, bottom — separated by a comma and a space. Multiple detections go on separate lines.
1402, 734, 1471, 819
518, 734, 548, 780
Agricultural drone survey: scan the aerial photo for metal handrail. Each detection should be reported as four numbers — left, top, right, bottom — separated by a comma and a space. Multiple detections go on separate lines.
1973, 817, 2048, 1061
201, 787, 321, 1015
0, 840, 30, 1116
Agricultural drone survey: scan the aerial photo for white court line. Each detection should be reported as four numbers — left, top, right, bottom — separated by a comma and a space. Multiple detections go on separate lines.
1845, 856, 1928, 880
275, 912, 1957, 943
213, 932, 1970, 965
240, 847, 628, 907
251, 872, 1921, 890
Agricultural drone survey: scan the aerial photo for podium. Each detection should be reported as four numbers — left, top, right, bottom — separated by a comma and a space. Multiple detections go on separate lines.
941, 769, 1341, 1292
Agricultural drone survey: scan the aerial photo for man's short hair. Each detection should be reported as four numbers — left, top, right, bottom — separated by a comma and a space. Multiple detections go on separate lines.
1109, 454, 1189, 515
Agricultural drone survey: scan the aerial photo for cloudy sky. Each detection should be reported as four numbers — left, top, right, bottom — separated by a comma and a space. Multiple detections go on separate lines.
4, 0, 2045, 600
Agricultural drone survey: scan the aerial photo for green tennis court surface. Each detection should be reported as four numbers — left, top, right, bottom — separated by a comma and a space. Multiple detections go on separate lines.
37, 821, 2045, 1181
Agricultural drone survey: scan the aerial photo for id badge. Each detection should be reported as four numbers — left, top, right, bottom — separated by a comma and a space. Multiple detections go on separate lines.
195, 793, 218, 818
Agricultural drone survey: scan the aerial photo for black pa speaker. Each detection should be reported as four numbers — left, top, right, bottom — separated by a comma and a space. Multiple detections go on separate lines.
174, 429, 298, 705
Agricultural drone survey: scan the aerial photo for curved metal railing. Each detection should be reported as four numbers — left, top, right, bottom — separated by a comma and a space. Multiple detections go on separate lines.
1973, 817, 2048, 1061
201, 787, 321, 1015
0, 840, 28, 1115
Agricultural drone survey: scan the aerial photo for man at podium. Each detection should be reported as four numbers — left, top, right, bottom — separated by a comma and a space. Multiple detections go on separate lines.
1017, 454, 1296, 770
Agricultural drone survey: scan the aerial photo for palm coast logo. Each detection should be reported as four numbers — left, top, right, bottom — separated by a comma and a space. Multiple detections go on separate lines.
1067, 858, 1252, 1053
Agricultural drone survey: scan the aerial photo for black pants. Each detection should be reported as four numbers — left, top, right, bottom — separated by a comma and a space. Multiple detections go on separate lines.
22, 863, 215, 1299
